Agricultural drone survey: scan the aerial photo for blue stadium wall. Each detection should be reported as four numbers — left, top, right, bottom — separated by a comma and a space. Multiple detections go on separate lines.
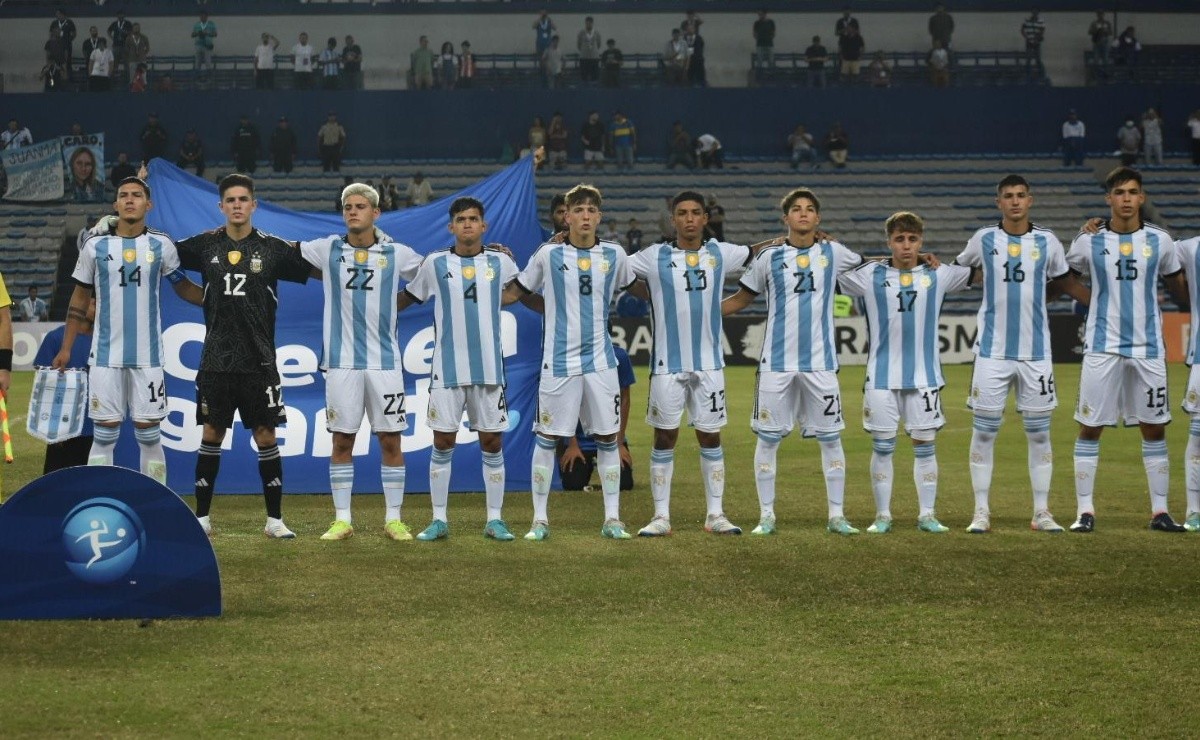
10, 85, 1200, 163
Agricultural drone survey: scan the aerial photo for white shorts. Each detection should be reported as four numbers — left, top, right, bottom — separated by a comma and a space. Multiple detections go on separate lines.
646, 370, 727, 432
535, 369, 620, 438
89, 366, 168, 423
967, 356, 1058, 413
863, 387, 945, 437
325, 368, 408, 434
427, 385, 508, 433
583, 149, 604, 162
1183, 364, 1200, 415
751, 370, 844, 437
1075, 353, 1170, 427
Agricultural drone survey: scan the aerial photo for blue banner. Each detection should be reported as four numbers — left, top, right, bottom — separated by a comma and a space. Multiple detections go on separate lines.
115, 157, 546, 494
1, 138, 64, 202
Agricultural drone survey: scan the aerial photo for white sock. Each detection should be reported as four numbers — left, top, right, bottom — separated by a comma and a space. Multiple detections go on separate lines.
914, 441, 938, 517
596, 439, 621, 521
1073, 439, 1099, 517
650, 448, 674, 519
531, 435, 556, 523
1143, 439, 1169, 514
134, 425, 166, 484
482, 450, 505, 521
870, 437, 895, 518
330, 462, 354, 523
969, 412, 1001, 512
753, 433, 780, 517
817, 432, 846, 519
1024, 414, 1053, 514
1187, 418, 1200, 515
699, 445, 725, 517
382, 464, 406, 522
429, 448, 452, 522
89, 424, 119, 466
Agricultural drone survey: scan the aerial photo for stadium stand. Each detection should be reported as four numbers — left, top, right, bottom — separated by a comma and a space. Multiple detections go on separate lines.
755, 51, 1046, 88
1086, 44, 1200, 85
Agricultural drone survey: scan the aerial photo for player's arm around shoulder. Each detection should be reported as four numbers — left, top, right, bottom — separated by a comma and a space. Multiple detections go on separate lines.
836, 259, 876, 297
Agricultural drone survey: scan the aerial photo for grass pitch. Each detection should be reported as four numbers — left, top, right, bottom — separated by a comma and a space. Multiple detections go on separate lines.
1, 364, 1198, 737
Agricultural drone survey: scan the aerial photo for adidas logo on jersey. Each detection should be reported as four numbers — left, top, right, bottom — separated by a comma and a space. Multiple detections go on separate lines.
442, 271, 453, 279
1102, 249, 1110, 255
211, 256, 220, 263
989, 249, 999, 255
557, 264, 570, 271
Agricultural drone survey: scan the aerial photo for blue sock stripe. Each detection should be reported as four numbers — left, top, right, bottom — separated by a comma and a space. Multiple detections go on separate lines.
381, 465, 407, 482
756, 432, 782, 444
1022, 418, 1051, 433
699, 446, 724, 461
815, 432, 841, 443
94, 426, 120, 443
535, 435, 557, 450
1073, 440, 1100, 457
973, 417, 1003, 432
651, 449, 675, 463
1190, 417, 1200, 436
482, 451, 504, 468
134, 426, 160, 444
1142, 440, 1168, 457
872, 439, 896, 454
913, 442, 936, 458
431, 449, 454, 464
596, 440, 618, 452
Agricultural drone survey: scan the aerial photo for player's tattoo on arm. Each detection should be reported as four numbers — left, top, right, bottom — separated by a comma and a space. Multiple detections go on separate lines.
66, 305, 88, 323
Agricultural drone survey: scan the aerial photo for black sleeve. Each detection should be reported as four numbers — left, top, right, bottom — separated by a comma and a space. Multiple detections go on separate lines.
274, 238, 312, 284
176, 235, 204, 272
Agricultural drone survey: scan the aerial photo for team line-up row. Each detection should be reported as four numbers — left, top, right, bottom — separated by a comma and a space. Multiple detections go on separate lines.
50, 165, 1200, 543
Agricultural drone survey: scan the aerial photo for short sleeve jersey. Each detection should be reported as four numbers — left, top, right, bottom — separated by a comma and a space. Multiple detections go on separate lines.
73, 229, 183, 369
956, 223, 1068, 361
177, 227, 311, 372
516, 239, 632, 378
1066, 221, 1180, 359
739, 239, 863, 373
838, 261, 975, 390
1178, 237, 1200, 366
299, 235, 422, 371
404, 247, 519, 389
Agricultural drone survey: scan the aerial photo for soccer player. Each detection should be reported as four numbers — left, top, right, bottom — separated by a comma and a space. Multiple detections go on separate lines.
624, 190, 757, 536
956, 175, 1090, 534
176, 174, 314, 539
398, 196, 534, 541
53, 177, 203, 485
1176, 231, 1200, 532
838, 212, 978, 533
1066, 166, 1187, 533
299, 183, 423, 541
721, 188, 865, 535
505, 183, 635, 540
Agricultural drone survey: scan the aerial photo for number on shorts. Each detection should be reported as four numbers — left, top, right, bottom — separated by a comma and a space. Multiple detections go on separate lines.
683, 269, 708, 292
579, 274, 593, 296
147, 379, 165, 402
118, 264, 142, 287
1114, 258, 1138, 281
497, 392, 507, 412
895, 289, 917, 313
793, 270, 815, 294
464, 283, 478, 303
264, 384, 283, 408
344, 267, 376, 291
921, 388, 941, 413
708, 390, 726, 413
383, 392, 405, 416
1037, 374, 1055, 396
822, 394, 842, 417
1002, 262, 1026, 283
614, 393, 621, 416
1146, 386, 1167, 409
223, 272, 247, 296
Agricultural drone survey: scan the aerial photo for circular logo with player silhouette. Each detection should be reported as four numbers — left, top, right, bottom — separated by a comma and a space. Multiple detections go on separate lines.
61, 498, 146, 585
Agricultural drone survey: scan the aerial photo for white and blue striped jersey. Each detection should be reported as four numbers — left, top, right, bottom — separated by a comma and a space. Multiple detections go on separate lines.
300, 235, 422, 371
516, 239, 633, 378
628, 239, 752, 375
1066, 222, 1180, 359
404, 247, 519, 389
72, 230, 183, 369
839, 261, 975, 390
956, 223, 1068, 361
1174, 237, 1200, 365
739, 239, 863, 373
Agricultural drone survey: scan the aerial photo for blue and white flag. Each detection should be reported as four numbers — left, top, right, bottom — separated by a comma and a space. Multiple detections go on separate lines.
27, 368, 89, 444
2, 139, 64, 202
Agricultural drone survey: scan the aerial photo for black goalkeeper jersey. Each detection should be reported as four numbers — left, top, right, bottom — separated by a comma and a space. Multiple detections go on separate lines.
178, 227, 311, 373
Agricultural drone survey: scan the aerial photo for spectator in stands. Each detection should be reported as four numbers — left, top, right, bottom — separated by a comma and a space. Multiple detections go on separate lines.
683, 10, 704, 35
192, 11, 217, 81
385, 180, 402, 212
1117, 119, 1141, 166
45, 26, 66, 70
825, 123, 849, 168
705, 195, 726, 241
839, 26, 865, 83
2, 120, 33, 150
684, 21, 707, 87
457, 41, 475, 88
1115, 26, 1140, 67
835, 8, 860, 40
176, 130, 206, 177
1061, 109, 1086, 167
231, 115, 261, 174
436, 42, 458, 90
557, 345, 636, 492
155, 73, 175, 94
125, 23, 150, 78
88, 38, 114, 92
19, 286, 49, 322
405, 172, 433, 207
694, 133, 723, 169
108, 10, 133, 82
254, 33, 280, 90
526, 116, 547, 162
600, 39, 623, 88
533, 10, 556, 56
666, 121, 695, 170
410, 36, 434, 90
51, 8, 76, 76
805, 36, 829, 88
342, 35, 363, 90
753, 11, 776, 70
292, 32, 315, 90
1142, 108, 1164, 167
608, 111, 637, 170
68, 146, 105, 203
68, 122, 84, 137
788, 124, 818, 170
140, 113, 168, 162
130, 64, 148, 93
321, 37, 342, 90
1189, 110, 1200, 166
318, 112, 346, 172
40, 58, 67, 92
547, 112, 568, 170
580, 111, 606, 170
541, 35, 563, 89
1021, 10, 1045, 80
1088, 11, 1113, 67
868, 51, 892, 87
81, 26, 102, 72
577, 17, 602, 84
601, 220, 621, 245
626, 218, 644, 253
665, 29, 689, 87
928, 4, 954, 49
658, 197, 675, 241
109, 151, 136, 186
928, 40, 950, 88
270, 117, 298, 173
